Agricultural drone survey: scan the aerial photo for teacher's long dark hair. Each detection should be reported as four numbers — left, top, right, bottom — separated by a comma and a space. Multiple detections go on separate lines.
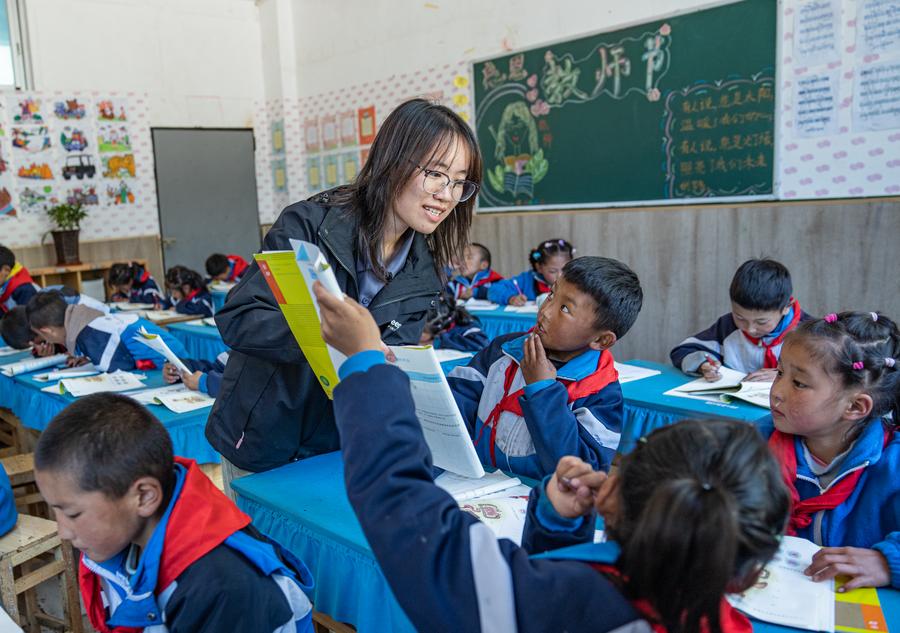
336, 98, 483, 279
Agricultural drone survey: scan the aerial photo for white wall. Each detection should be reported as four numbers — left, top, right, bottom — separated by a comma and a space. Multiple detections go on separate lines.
24, 0, 264, 127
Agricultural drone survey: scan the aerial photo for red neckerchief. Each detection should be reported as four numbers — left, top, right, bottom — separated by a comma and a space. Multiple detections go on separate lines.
474, 340, 618, 467
741, 299, 803, 369
0, 265, 35, 311
183, 288, 201, 302
472, 269, 504, 289
136, 266, 150, 285
768, 427, 893, 535
534, 276, 551, 295
589, 564, 751, 633
227, 254, 249, 282
79, 457, 251, 633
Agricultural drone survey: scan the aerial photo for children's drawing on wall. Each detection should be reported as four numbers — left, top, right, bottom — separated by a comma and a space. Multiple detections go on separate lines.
65, 185, 100, 206
106, 180, 135, 205
339, 110, 357, 147
17, 162, 53, 180
54, 98, 87, 120
321, 114, 338, 150
61, 154, 97, 180
0, 145, 8, 175
304, 118, 320, 152
102, 153, 136, 178
323, 155, 339, 188
59, 126, 90, 152
271, 120, 285, 154
97, 124, 131, 152
306, 156, 322, 191
272, 158, 287, 192
13, 98, 44, 123
18, 185, 57, 213
0, 187, 15, 217
357, 106, 376, 144
340, 151, 360, 183
97, 99, 127, 122
11, 127, 51, 153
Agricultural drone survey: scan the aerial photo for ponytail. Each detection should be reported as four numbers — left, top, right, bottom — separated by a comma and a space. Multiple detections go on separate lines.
108, 261, 140, 287
165, 266, 208, 294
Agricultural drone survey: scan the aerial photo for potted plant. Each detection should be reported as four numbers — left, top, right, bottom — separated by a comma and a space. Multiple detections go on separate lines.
45, 202, 88, 265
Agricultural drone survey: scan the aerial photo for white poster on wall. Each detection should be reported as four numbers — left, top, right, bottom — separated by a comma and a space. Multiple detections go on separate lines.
795, 0, 842, 65
853, 59, 900, 130
857, 0, 900, 55
795, 72, 840, 135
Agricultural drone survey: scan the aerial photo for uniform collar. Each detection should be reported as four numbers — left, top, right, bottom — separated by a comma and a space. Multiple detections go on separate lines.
501, 333, 602, 381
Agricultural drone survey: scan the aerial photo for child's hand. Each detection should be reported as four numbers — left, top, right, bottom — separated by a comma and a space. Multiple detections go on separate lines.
459, 287, 473, 300
700, 357, 722, 382
745, 368, 777, 382
66, 355, 89, 367
163, 362, 182, 383
521, 332, 556, 384
546, 456, 607, 519
509, 294, 527, 306
314, 281, 383, 356
805, 547, 891, 590
181, 370, 203, 391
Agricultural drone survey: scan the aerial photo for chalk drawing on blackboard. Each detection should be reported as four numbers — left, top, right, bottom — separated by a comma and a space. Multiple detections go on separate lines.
662, 73, 776, 198
485, 100, 548, 199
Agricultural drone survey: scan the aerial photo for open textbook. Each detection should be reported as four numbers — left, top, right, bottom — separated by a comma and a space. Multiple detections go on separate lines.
435, 470, 521, 501
129, 384, 215, 413
46, 370, 147, 397
1, 353, 68, 377
33, 363, 100, 382
459, 496, 530, 545
672, 366, 773, 409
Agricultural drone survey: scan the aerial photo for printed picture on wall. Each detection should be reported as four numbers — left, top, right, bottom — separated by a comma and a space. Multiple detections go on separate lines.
13, 98, 44, 123
106, 180, 135, 205
61, 154, 97, 180
60, 126, 90, 152
272, 158, 287, 192
17, 162, 53, 180
357, 106, 376, 144
97, 124, 131, 153
306, 155, 322, 191
340, 151, 360, 183
271, 119, 285, 154
18, 184, 57, 213
11, 127, 51, 153
64, 185, 100, 206
321, 114, 338, 150
54, 98, 87, 120
304, 117, 320, 152
323, 155, 339, 187
0, 186, 15, 218
101, 153, 136, 179
339, 110, 357, 147
97, 98, 128, 122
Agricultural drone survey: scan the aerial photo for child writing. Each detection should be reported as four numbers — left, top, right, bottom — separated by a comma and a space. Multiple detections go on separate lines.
206, 253, 249, 284
27, 290, 189, 372
766, 311, 900, 590
671, 258, 812, 382
314, 280, 790, 633
419, 292, 489, 352
33, 393, 314, 632
488, 238, 574, 306
108, 261, 165, 306
0, 244, 40, 314
163, 351, 229, 398
446, 243, 503, 300
449, 256, 643, 479
165, 266, 213, 317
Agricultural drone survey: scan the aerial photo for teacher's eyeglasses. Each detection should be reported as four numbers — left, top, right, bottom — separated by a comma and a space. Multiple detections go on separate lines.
413, 164, 479, 203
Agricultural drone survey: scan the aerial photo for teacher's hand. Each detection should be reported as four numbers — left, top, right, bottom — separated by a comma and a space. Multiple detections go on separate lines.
314, 281, 383, 357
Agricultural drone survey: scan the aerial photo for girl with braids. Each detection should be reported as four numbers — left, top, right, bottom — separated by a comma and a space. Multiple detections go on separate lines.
767, 311, 900, 590
164, 265, 213, 317
314, 282, 791, 633
488, 238, 575, 306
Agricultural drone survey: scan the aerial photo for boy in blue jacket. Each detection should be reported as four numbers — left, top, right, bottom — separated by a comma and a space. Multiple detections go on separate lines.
1, 288, 108, 350
27, 290, 189, 372
449, 256, 643, 479
446, 243, 504, 300
34, 393, 314, 633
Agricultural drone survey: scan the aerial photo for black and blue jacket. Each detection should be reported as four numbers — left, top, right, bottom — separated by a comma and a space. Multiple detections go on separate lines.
72, 311, 189, 372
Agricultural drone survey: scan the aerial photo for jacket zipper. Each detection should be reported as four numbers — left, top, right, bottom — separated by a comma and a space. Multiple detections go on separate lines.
797, 460, 870, 545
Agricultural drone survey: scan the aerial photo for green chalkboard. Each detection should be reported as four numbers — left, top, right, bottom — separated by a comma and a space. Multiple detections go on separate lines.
473, 0, 776, 210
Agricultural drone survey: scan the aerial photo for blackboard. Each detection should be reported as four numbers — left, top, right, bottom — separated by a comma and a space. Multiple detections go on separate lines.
472, 0, 777, 210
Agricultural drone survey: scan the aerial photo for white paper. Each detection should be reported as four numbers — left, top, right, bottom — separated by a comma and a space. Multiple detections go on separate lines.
858, 0, 900, 55
133, 326, 190, 374
503, 303, 539, 314
433, 349, 475, 363
795, 72, 840, 137
728, 536, 834, 632
155, 389, 215, 413
458, 496, 529, 545
59, 371, 146, 397
139, 309, 182, 323
109, 302, 154, 311
389, 345, 485, 478
0, 345, 26, 357
34, 363, 100, 382
465, 299, 499, 311
613, 362, 662, 384
0, 353, 68, 377
795, 0, 841, 65
128, 383, 190, 405
435, 470, 522, 501
674, 366, 748, 393
854, 59, 900, 131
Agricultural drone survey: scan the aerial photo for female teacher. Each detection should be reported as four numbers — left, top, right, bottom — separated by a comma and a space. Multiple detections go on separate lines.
206, 99, 483, 493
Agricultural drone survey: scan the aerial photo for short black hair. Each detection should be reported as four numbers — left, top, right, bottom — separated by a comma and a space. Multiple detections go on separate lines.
165, 265, 207, 293
562, 256, 643, 338
0, 245, 14, 269
26, 290, 68, 329
108, 262, 140, 287
729, 259, 793, 311
0, 306, 34, 349
34, 393, 176, 501
468, 243, 491, 268
205, 253, 229, 277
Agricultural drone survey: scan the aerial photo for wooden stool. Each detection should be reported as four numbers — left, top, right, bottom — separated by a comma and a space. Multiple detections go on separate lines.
0, 454, 46, 518
0, 409, 22, 458
0, 515, 83, 633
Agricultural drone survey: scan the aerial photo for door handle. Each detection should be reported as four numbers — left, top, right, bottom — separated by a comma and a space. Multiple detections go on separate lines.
161, 237, 177, 247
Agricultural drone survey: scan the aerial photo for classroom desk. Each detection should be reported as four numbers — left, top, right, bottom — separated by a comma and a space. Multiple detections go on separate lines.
618, 360, 771, 454
752, 589, 900, 633
466, 305, 535, 339
211, 288, 229, 313
0, 350, 219, 463
166, 321, 229, 363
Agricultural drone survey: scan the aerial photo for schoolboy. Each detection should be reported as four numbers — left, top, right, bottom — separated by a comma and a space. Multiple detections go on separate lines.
33, 393, 314, 633
0, 244, 40, 314
670, 258, 812, 381
206, 253, 249, 283
27, 290, 189, 372
448, 256, 643, 479
446, 243, 503, 300
1, 288, 109, 350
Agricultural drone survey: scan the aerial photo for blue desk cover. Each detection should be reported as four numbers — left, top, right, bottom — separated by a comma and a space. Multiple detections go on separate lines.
467, 306, 534, 339
166, 322, 229, 364
211, 289, 228, 313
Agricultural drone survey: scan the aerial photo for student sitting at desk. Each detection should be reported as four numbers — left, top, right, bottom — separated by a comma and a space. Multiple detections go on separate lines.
34, 393, 314, 633
0, 244, 40, 314
488, 238, 575, 306
765, 311, 900, 590
446, 242, 503, 300
163, 351, 230, 398
448, 257, 643, 479
419, 292, 488, 353
206, 253, 249, 284
26, 290, 189, 372
108, 261, 165, 306
314, 281, 790, 633
670, 258, 812, 382
164, 266, 213, 318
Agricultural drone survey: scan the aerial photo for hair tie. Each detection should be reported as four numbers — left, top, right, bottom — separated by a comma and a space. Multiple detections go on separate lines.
701, 482, 713, 492
571, 248, 577, 255
871, 312, 879, 322
852, 361, 865, 370
531, 252, 541, 261
824, 313, 838, 323
886, 357, 896, 368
